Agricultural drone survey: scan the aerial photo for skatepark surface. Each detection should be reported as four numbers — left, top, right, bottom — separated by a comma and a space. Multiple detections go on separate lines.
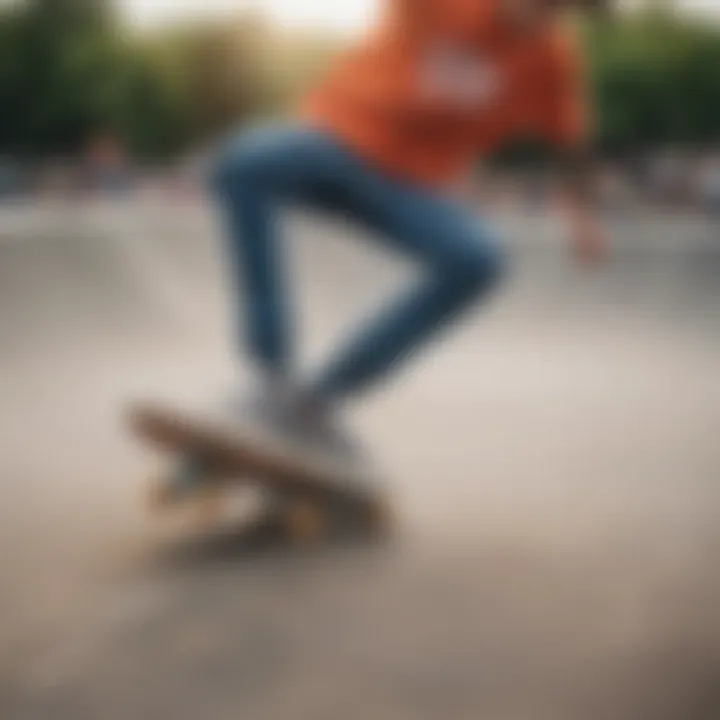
1, 200, 719, 719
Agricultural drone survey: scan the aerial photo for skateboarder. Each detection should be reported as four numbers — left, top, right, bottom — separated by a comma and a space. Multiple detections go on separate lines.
207, 0, 606, 471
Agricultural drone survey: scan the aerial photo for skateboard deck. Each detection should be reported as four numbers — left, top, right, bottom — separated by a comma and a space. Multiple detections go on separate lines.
128, 401, 391, 542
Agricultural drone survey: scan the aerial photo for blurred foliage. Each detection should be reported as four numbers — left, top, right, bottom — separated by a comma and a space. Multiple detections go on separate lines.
586, 8, 720, 153
0, 0, 299, 159
0, 0, 719, 160
0, 0, 121, 156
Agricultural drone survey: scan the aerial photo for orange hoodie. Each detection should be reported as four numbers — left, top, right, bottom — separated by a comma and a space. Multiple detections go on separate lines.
302, 0, 589, 186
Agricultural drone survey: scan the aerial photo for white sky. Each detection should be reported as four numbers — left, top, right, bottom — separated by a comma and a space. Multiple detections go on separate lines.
121, 0, 717, 30
122, 0, 380, 31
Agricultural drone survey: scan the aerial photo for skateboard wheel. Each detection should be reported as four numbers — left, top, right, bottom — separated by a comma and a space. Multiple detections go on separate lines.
147, 476, 177, 512
282, 498, 327, 544
193, 486, 225, 527
365, 496, 393, 537
146, 466, 225, 520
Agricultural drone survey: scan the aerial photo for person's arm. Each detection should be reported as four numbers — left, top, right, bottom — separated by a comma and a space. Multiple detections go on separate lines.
541, 31, 606, 264
556, 141, 605, 263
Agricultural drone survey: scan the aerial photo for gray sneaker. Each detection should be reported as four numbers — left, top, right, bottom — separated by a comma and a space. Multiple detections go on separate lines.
225, 383, 369, 474
157, 381, 369, 483
157, 381, 373, 501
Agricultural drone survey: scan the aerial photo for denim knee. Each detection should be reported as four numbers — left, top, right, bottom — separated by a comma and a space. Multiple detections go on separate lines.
208, 132, 270, 199
444, 234, 507, 294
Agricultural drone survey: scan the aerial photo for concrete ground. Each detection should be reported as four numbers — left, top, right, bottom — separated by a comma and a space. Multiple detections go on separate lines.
1, 200, 719, 719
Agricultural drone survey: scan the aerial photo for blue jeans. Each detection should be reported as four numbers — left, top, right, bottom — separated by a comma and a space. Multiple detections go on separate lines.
211, 125, 505, 400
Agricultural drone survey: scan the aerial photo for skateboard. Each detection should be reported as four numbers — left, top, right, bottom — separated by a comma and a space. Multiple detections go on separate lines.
127, 402, 392, 543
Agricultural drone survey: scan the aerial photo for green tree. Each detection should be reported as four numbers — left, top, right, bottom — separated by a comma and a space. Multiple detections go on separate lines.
2, 1, 719, 161
0, 0, 121, 156
586, 11, 720, 151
